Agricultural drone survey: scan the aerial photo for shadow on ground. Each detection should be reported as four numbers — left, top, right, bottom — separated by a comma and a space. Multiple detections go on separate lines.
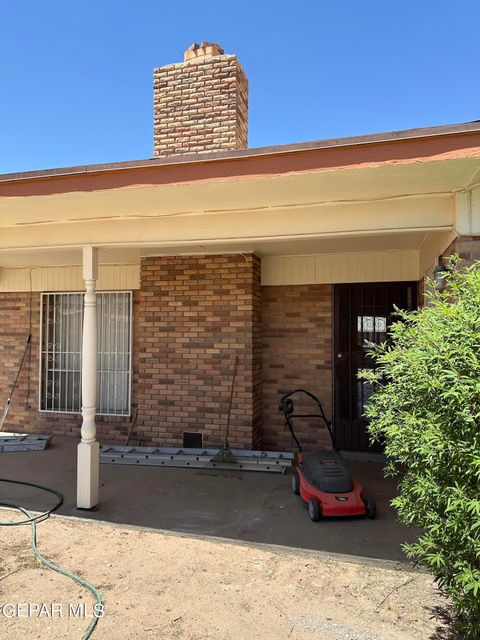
0, 435, 422, 563
429, 606, 464, 640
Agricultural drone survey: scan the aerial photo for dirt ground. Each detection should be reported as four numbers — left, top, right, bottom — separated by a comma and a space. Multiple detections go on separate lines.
0, 513, 450, 640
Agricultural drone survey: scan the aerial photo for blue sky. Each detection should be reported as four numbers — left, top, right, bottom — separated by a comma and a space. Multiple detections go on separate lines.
1, 0, 479, 173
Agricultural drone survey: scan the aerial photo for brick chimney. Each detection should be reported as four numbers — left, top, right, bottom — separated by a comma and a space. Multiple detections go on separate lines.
153, 42, 248, 157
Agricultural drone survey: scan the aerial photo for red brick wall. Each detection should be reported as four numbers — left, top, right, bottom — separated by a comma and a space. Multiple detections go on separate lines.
2, 269, 336, 453
448, 236, 480, 264
418, 236, 480, 303
134, 254, 262, 448
262, 284, 333, 452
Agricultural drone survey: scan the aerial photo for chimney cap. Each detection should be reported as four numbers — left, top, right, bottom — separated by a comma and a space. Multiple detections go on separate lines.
184, 42, 225, 62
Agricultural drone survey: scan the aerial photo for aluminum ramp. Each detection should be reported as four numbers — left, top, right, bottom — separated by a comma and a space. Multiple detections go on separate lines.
0, 434, 52, 452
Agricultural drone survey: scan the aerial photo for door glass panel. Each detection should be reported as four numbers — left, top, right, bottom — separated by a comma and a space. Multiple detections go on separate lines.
338, 288, 350, 352
357, 315, 387, 346
338, 358, 350, 421
355, 375, 375, 421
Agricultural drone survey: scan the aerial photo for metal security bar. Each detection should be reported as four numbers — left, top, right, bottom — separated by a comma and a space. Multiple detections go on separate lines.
40, 292, 132, 416
97, 292, 132, 415
40, 293, 82, 413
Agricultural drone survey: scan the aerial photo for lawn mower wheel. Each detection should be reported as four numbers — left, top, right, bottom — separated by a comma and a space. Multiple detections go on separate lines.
308, 498, 321, 522
291, 471, 300, 495
363, 495, 377, 519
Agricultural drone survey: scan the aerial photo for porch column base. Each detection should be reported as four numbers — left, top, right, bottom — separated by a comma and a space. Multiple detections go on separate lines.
76, 441, 100, 509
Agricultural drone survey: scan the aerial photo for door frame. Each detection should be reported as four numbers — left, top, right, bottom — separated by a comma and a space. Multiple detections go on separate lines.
332, 281, 418, 451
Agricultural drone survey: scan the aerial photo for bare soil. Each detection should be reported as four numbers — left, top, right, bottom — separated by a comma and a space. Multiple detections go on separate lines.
0, 513, 450, 640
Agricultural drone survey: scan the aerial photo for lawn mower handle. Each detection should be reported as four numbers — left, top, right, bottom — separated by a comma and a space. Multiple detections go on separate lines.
278, 389, 337, 453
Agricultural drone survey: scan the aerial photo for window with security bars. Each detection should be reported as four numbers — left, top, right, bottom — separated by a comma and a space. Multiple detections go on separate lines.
40, 292, 132, 416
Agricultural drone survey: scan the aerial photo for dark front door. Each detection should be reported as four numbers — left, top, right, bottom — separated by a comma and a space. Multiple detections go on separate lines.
334, 282, 417, 451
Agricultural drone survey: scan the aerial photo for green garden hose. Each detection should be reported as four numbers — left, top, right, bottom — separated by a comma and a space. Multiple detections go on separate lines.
0, 478, 103, 640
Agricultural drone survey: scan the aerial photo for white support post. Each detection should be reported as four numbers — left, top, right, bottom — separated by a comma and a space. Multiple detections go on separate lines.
77, 246, 100, 509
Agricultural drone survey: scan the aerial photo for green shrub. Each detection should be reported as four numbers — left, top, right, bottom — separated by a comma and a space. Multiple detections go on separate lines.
361, 259, 480, 638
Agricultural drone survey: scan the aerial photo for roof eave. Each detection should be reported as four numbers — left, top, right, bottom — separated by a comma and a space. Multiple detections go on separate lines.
1, 120, 480, 184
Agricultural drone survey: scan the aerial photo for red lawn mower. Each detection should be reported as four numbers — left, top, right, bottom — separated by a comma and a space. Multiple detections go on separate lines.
279, 389, 376, 522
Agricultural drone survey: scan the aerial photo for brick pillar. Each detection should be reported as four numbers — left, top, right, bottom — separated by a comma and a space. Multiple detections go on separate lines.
135, 254, 261, 449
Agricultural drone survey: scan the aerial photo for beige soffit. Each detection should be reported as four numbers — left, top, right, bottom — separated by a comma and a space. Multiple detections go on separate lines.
0, 233, 458, 291
0, 193, 454, 252
0, 264, 140, 292
261, 251, 420, 285
0, 158, 474, 228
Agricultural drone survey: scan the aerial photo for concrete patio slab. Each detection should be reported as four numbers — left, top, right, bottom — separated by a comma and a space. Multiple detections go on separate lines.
0, 436, 418, 563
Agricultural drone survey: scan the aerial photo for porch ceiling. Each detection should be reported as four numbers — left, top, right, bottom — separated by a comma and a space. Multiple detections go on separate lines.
0, 229, 448, 270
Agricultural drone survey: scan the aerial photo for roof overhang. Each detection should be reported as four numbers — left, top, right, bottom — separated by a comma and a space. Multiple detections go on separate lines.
2, 119, 480, 194
1, 121, 479, 267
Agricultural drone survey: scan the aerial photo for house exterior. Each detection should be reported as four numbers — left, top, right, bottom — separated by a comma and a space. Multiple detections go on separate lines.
1, 42, 480, 507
